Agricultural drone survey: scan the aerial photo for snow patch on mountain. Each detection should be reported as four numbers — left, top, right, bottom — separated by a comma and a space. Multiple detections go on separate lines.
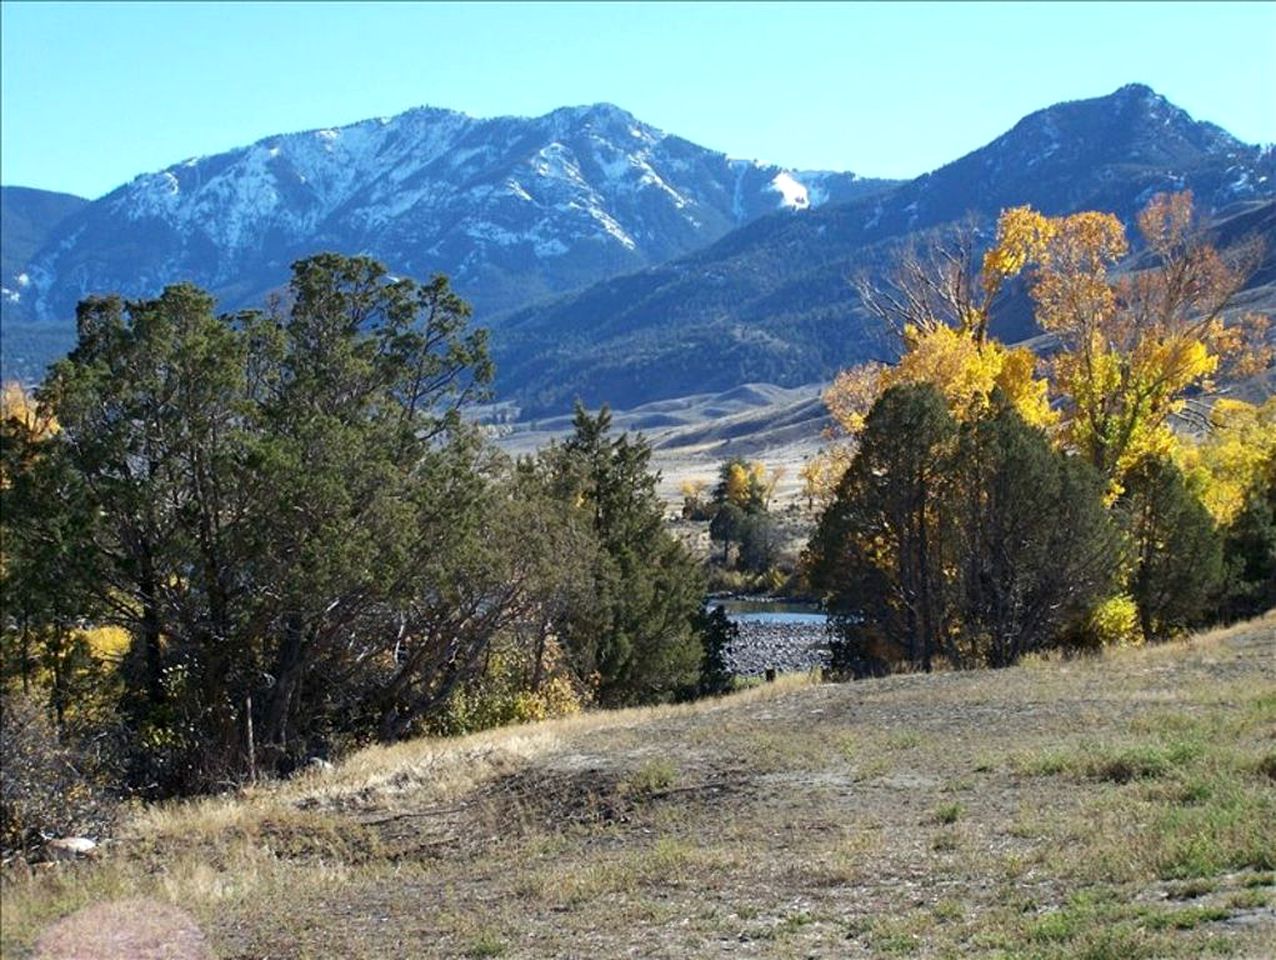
18, 101, 868, 323
770, 172, 810, 209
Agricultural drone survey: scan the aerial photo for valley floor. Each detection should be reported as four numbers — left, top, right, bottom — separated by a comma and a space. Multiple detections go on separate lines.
4, 616, 1274, 959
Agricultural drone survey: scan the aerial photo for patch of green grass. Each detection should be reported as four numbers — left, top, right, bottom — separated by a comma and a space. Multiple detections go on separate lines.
934, 801, 964, 824
886, 730, 923, 750
1029, 907, 1083, 943
1026, 889, 1119, 944
465, 933, 508, 958
1151, 778, 1276, 879
932, 898, 963, 922
623, 758, 678, 795
1226, 888, 1269, 910
1017, 733, 1206, 784
835, 732, 858, 761
769, 909, 815, 939
1085, 736, 1204, 783
1139, 905, 1230, 931
1016, 748, 1075, 777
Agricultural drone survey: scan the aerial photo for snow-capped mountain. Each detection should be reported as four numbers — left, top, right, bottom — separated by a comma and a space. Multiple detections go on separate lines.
494, 85, 1276, 414
0, 187, 87, 303
8, 103, 892, 334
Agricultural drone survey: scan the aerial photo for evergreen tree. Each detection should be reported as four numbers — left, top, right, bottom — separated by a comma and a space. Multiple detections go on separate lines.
1120, 456, 1225, 643
709, 501, 746, 565
32, 256, 498, 788
807, 386, 1122, 673
953, 396, 1122, 666
695, 605, 737, 696
549, 404, 704, 705
806, 384, 959, 675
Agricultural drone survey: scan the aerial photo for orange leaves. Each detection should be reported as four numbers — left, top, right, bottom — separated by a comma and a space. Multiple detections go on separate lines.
1136, 190, 1196, 261
1213, 312, 1273, 379
833, 191, 1270, 493
1030, 210, 1128, 337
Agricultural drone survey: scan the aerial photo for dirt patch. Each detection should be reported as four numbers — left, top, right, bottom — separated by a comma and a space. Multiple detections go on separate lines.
479, 762, 752, 833
35, 898, 212, 960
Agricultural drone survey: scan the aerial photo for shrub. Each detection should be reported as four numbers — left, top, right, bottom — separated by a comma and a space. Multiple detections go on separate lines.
1066, 594, 1143, 650
428, 641, 585, 737
0, 691, 116, 857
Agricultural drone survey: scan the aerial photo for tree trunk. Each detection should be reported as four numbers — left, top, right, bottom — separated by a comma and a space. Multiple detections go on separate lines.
138, 542, 165, 709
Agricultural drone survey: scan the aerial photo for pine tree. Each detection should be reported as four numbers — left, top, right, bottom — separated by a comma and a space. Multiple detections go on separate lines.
549, 404, 704, 705
1121, 456, 1225, 642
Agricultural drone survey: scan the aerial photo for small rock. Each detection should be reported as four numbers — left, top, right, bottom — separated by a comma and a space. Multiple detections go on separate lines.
43, 837, 97, 861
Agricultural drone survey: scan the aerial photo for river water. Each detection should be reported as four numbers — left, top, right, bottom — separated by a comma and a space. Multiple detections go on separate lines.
709, 598, 826, 625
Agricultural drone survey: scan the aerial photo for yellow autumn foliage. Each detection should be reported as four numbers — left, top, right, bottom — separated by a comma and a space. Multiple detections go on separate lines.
799, 446, 855, 509
1, 380, 58, 439
828, 204, 1061, 438
980, 205, 1056, 295
823, 362, 885, 436
82, 625, 132, 661
724, 462, 754, 508
1177, 398, 1276, 525
1083, 594, 1143, 648
880, 324, 1055, 428
1027, 192, 1264, 481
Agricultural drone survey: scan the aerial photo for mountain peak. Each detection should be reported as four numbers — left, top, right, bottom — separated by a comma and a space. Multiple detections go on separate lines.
5, 100, 867, 352
560, 102, 635, 120
545, 102, 650, 139
1112, 81, 1161, 101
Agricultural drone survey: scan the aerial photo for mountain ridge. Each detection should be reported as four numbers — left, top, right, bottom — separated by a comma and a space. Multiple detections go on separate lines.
4, 86, 1272, 405
493, 84, 1276, 414
1, 101, 895, 383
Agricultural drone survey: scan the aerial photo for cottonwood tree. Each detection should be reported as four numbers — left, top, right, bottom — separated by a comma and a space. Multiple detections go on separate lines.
1027, 193, 1267, 481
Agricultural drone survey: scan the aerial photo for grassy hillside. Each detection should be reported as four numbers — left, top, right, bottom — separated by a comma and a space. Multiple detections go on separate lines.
4, 617, 1274, 958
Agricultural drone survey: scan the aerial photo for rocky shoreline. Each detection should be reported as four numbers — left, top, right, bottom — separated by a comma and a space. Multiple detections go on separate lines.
726, 619, 832, 677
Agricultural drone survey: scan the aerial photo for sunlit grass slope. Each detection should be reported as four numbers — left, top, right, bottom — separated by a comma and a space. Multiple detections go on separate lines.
3, 618, 1273, 958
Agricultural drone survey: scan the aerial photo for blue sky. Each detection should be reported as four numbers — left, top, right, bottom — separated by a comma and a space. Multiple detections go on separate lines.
2, 1, 1273, 199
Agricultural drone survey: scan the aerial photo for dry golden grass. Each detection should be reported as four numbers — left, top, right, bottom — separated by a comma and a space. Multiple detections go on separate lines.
3, 619, 1273, 959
